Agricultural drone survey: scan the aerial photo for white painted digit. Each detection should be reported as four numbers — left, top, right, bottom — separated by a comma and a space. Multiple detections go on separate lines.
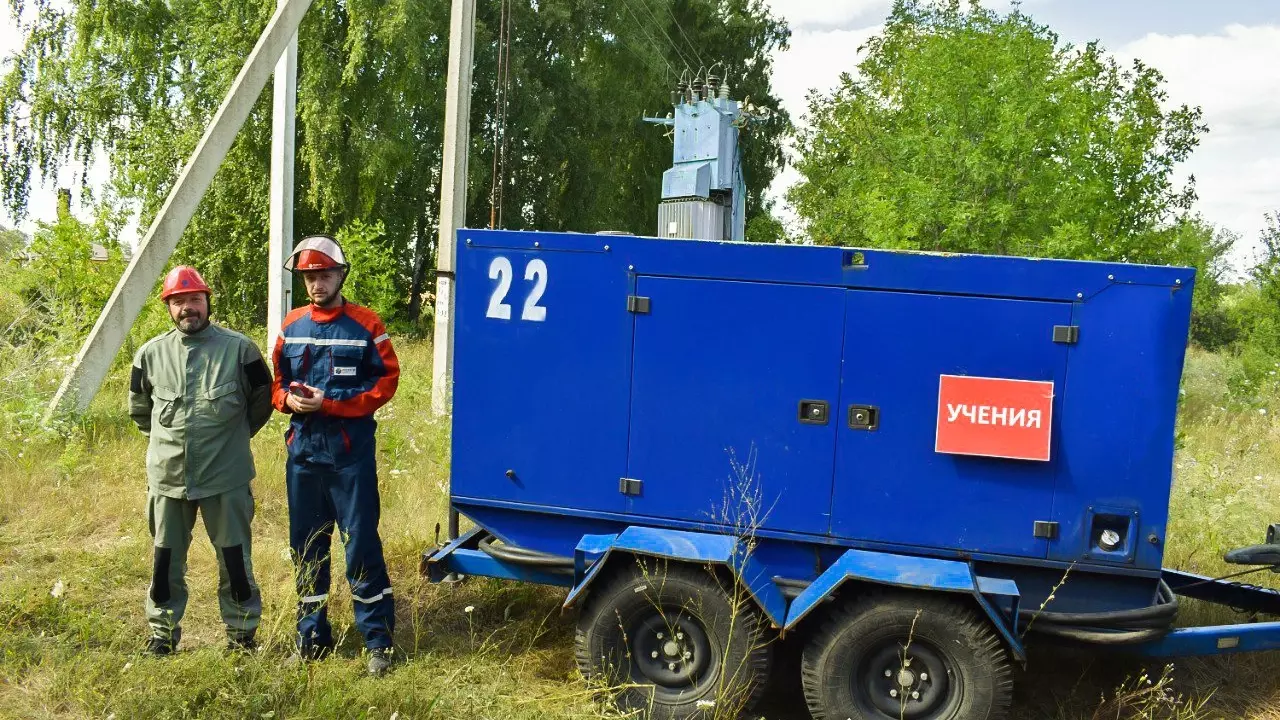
522, 258, 548, 322
487, 256, 513, 319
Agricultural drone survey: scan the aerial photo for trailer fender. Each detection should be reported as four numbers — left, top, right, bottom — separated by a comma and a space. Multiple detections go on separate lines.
784, 548, 1026, 662
562, 526, 788, 629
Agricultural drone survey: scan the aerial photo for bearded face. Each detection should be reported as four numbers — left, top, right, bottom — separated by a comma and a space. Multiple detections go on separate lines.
167, 292, 210, 334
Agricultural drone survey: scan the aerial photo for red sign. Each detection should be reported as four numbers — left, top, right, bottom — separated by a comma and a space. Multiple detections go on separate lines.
935, 375, 1054, 462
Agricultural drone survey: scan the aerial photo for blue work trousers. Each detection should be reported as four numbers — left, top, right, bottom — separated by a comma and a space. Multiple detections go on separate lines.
286, 451, 394, 651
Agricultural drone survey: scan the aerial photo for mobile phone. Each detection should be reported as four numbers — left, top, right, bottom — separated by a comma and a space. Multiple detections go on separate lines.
289, 381, 314, 398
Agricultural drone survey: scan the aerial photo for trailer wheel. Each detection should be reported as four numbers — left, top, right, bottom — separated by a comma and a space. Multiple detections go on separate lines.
575, 561, 772, 719
801, 591, 1012, 720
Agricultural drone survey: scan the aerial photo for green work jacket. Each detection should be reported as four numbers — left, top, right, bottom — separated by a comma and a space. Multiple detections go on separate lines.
129, 323, 274, 499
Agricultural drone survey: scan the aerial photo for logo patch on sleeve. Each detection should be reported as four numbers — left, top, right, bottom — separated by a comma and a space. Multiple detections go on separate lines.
333, 366, 358, 377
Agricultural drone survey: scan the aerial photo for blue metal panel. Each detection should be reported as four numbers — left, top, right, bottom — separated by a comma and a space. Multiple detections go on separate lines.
783, 548, 1025, 660
625, 276, 845, 535
454, 498, 1165, 587
441, 547, 576, 587
661, 162, 712, 199
450, 234, 631, 518
564, 533, 618, 608
447, 228, 1197, 627
831, 291, 1071, 556
1049, 283, 1194, 570
602, 233, 1188, 302
1127, 622, 1280, 657
559, 527, 788, 628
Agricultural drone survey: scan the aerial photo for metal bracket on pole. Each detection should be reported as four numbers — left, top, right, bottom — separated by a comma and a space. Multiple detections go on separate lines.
45, 0, 316, 421
431, 0, 477, 417
268, 2, 298, 351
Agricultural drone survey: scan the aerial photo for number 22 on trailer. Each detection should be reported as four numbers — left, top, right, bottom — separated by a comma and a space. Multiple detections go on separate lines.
486, 256, 548, 322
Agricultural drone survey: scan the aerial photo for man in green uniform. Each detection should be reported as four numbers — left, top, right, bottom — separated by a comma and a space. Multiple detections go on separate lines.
128, 265, 274, 655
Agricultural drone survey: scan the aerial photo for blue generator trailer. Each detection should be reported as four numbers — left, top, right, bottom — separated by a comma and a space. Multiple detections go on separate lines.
423, 227, 1280, 720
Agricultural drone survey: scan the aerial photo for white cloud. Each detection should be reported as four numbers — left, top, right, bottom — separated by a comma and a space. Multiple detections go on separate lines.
771, 0, 892, 32
1117, 24, 1280, 270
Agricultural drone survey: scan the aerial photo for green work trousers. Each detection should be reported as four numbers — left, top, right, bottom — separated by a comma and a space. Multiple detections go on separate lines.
145, 484, 261, 645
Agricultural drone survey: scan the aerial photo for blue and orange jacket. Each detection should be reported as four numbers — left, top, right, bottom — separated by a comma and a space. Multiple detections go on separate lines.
271, 299, 399, 465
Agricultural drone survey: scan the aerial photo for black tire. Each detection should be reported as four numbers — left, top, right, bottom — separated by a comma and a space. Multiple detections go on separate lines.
575, 559, 773, 720
801, 591, 1013, 720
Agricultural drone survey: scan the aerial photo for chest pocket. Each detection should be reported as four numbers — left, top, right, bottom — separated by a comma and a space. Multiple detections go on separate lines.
202, 381, 244, 425
328, 344, 365, 384
153, 386, 181, 429
282, 343, 310, 379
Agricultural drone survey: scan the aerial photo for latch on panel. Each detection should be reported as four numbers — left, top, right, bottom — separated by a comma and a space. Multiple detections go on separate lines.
798, 400, 830, 425
1053, 325, 1079, 344
848, 405, 879, 431
619, 478, 643, 496
1033, 521, 1059, 539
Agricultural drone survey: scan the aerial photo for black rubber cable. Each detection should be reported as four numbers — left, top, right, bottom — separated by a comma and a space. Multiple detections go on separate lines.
478, 535, 576, 571
1019, 580, 1177, 627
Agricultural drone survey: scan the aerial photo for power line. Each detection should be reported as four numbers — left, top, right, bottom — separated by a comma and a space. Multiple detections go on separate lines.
642, 0, 706, 69
620, 0, 691, 74
489, 0, 509, 228
497, 0, 513, 228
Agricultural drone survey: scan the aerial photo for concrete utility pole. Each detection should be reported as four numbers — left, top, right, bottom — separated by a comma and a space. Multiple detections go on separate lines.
46, 0, 317, 420
268, 0, 298, 351
431, 0, 477, 417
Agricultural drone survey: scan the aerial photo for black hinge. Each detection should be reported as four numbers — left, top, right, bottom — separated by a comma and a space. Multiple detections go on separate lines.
1033, 521, 1059, 539
627, 296, 651, 314
1053, 325, 1079, 344
619, 478, 643, 496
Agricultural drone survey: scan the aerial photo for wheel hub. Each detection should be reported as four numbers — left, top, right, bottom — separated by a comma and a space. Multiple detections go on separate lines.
858, 642, 952, 719
630, 614, 713, 690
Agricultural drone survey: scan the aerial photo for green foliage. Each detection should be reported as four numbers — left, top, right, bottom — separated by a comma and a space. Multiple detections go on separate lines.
1, 0, 792, 330
335, 217, 401, 327
788, 0, 1207, 269
9, 209, 126, 342
0, 224, 24, 259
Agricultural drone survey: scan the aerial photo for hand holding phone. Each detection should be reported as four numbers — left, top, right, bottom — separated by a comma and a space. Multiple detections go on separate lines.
287, 382, 323, 413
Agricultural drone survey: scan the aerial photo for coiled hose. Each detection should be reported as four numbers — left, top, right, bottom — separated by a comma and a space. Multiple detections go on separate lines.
478, 534, 576, 573
1018, 580, 1178, 644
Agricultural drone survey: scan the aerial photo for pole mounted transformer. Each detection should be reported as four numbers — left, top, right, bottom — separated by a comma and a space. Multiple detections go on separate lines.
644, 75, 747, 242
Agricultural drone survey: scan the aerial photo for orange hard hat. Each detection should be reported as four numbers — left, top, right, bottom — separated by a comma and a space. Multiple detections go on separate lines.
160, 265, 212, 301
285, 235, 349, 272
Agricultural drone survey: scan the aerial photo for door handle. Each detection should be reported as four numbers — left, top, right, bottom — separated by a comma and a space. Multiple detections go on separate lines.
798, 400, 830, 425
848, 405, 879, 431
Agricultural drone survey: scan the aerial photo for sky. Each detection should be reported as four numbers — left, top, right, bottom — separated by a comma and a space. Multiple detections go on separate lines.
2, 1, 1279, 271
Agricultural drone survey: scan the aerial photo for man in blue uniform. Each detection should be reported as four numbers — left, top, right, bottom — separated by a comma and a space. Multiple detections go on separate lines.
270, 235, 400, 676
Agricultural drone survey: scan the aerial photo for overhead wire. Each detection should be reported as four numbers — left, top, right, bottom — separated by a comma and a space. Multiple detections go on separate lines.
643, 0, 706, 69
488, 0, 509, 229
619, 0, 690, 77
497, 0, 513, 228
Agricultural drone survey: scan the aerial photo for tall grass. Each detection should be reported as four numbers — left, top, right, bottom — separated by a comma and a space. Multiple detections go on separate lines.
1, 340, 1278, 719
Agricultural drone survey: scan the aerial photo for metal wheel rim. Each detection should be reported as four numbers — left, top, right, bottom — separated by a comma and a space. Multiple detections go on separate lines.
628, 611, 717, 695
852, 637, 957, 719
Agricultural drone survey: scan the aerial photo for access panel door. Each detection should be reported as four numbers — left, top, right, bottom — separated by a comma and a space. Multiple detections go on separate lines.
625, 277, 845, 535
831, 291, 1072, 558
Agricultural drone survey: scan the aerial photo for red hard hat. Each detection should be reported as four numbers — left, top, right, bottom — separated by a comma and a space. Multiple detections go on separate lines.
285, 235, 349, 272
160, 265, 212, 301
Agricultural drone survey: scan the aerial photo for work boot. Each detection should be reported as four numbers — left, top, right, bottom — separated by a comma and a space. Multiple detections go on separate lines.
366, 647, 395, 677
146, 635, 175, 656
226, 631, 257, 653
